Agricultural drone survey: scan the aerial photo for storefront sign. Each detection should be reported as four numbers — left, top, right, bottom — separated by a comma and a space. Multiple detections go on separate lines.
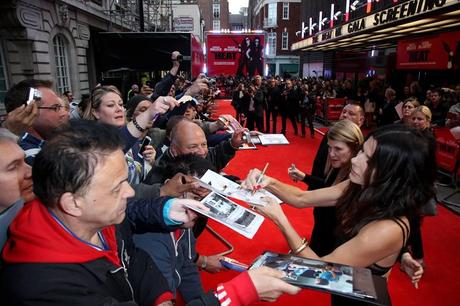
293, 0, 457, 50
397, 30, 460, 70
173, 17, 194, 32
207, 34, 265, 77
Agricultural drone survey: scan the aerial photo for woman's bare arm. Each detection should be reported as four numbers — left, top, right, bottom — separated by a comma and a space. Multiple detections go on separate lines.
299, 219, 407, 268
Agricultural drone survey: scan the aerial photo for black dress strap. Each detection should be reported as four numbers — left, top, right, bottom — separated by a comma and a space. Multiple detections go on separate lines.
392, 216, 410, 247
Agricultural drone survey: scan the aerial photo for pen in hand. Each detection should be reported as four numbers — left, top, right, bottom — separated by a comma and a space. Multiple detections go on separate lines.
252, 162, 269, 195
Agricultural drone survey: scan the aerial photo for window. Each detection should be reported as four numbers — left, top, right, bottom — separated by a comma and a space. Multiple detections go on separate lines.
213, 20, 220, 31
53, 35, 71, 94
282, 32, 288, 50
282, 3, 289, 20
267, 32, 276, 56
213, 4, 220, 19
268, 3, 277, 21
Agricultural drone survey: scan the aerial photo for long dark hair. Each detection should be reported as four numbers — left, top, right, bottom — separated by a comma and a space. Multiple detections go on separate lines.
336, 124, 436, 238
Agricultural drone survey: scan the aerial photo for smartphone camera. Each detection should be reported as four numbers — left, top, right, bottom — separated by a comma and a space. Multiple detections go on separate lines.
138, 136, 152, 159
27, 87, 42, 105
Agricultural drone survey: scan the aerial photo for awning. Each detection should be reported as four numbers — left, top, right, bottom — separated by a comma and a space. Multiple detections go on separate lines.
292, 0, 460, 53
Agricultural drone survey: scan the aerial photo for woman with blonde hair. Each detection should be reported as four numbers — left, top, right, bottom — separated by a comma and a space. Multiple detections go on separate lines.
288, 119, 364, 257
411, 105, 432, 130
84, 85, 178, 183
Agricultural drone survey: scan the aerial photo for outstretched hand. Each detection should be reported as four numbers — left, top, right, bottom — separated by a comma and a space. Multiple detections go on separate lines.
248, 267, 300, 302
230, 128, 245, 149
150, 96, 179, 118
240, 168, 272, 191
255, 198, 286, 225
288, 165, 306, 182
400, 252, 424, 288
168, 198, 209, 225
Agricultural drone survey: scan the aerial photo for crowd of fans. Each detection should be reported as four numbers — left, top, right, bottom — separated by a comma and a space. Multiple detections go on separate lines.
0, 50, 458, 306
224, 74, 460, 138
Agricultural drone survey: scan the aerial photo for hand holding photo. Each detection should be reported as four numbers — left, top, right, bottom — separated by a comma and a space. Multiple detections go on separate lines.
184, 192, 264, 239
250, 251, 382, 303
197, 169, 282, 206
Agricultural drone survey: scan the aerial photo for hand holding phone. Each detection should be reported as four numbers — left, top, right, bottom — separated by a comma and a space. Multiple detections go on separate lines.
27, 88, 42, 105
220, 257, 249, 272
138, 136, 152, 159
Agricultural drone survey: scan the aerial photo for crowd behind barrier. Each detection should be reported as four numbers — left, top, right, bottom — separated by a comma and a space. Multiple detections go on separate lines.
0, 51, 459, 306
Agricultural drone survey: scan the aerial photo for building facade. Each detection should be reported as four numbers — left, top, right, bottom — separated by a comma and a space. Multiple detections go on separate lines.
0, 0, 143, 107
171, 1, 204, 41
197, 0, 229, 32
294, 0, 460, 87
249, 0, 302, 77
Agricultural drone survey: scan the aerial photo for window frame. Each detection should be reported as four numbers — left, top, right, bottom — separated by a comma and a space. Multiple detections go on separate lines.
282, 3, 289, 20
267, 32, 277, 56
213, 3, 220, 19
213, 19, 221, 31
52, 35, 71, 94
281, 31, 289, 50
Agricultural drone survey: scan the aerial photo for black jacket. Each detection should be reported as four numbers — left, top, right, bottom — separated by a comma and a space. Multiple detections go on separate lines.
143, 140, 236, 185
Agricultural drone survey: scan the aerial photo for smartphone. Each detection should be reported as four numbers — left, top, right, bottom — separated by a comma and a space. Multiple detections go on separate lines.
220, 257, 248, 272
138, 136, 152, 159
27, 88, 42, 105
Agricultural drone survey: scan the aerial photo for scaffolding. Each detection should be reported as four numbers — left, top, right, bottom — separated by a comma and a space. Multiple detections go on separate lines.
144, 0, 173, 32
105, 0, 173, 32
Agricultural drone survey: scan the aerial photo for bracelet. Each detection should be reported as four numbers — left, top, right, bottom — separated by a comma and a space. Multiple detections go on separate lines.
201, 255, 207, 269
294, 242, 309, 255
289, 237, 308, 255
132, 116, 146, 133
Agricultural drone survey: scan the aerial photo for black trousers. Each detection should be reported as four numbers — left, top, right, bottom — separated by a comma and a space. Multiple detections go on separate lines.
300, 107, 315, 136
281, 112, 298, 135
247, 111, 264, 132
265, 109, 278, 133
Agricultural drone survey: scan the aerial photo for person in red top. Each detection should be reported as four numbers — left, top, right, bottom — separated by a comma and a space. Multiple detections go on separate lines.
0, 119, 299, 306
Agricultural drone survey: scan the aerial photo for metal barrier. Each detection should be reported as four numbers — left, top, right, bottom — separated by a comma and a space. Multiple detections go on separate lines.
315, 97, 346, 125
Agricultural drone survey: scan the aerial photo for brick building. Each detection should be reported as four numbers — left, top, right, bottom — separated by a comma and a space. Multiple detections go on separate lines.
197, 0, 229, 32
248, 0, 301, 77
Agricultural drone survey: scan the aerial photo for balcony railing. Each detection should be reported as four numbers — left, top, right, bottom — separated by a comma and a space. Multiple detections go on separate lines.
263, 17, 277, 28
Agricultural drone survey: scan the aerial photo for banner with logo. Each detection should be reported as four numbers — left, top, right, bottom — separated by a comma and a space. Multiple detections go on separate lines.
207, 33, 265, 77
397, 31, 460, 70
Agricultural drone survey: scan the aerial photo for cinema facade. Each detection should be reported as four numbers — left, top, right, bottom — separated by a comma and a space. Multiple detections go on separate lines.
294, 0, 460, 87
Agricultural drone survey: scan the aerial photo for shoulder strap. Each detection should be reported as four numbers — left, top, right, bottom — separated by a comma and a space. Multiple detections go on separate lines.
392, 217, 410, 247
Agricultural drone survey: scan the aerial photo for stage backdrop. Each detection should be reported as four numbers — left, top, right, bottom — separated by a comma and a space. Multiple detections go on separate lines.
397, 30, 460, 70
207, 33, 265, 77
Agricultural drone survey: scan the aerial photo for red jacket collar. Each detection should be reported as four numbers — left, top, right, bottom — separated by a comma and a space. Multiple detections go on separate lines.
2, 199, 120, 266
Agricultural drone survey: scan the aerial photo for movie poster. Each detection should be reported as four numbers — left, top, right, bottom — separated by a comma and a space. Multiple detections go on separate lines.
397, 30, 460, 70
207, 33, 265, 77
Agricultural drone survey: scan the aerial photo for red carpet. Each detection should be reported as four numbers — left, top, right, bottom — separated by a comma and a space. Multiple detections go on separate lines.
195, 99, 460, 306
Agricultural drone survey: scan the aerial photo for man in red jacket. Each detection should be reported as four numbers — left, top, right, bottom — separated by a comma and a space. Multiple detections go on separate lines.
1, 120, 299, 306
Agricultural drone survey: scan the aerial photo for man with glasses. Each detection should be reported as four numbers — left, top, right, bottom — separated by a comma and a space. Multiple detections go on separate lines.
4, 79, 69, 165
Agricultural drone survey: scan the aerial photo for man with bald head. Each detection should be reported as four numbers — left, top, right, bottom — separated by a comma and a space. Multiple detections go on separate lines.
144, 118, 244, 184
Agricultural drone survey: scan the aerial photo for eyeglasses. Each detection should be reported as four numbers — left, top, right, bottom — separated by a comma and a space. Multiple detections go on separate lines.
38, 104, 65, 112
